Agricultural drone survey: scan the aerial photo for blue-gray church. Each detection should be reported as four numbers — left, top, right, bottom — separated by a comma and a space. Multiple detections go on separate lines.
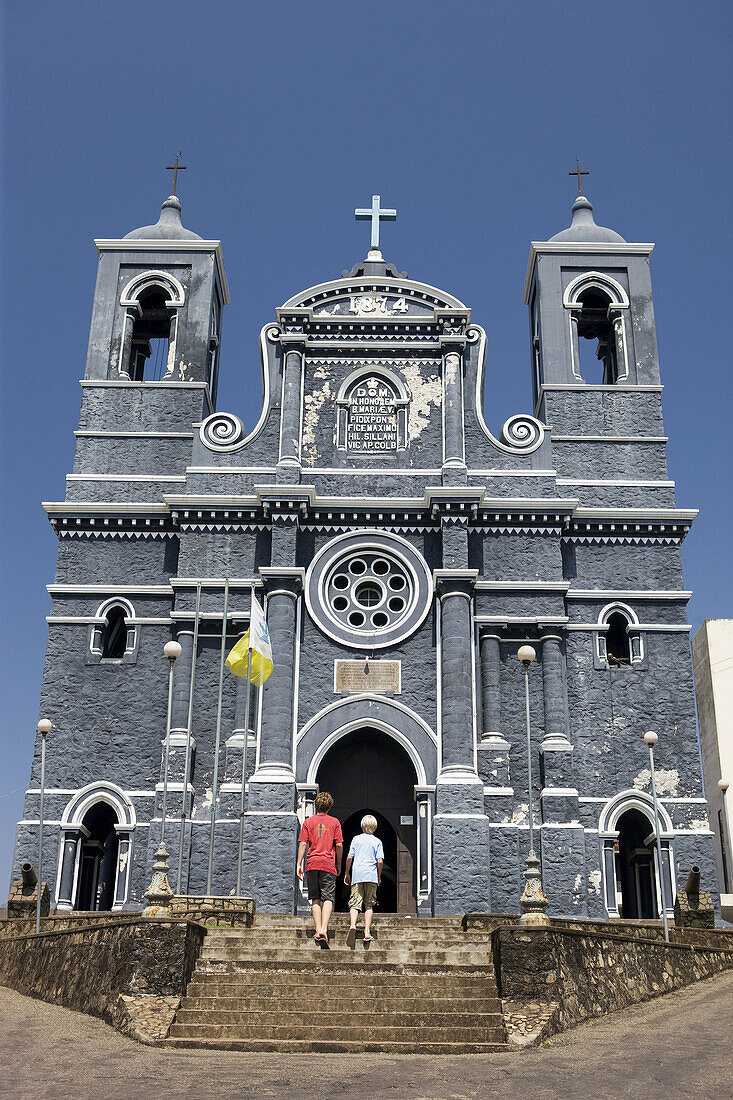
13, 189, 719, 920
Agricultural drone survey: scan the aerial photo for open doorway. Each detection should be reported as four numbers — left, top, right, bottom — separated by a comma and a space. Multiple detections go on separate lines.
615, 808, 658, 919
75, 802, 119, 911
315, 727, 417, 913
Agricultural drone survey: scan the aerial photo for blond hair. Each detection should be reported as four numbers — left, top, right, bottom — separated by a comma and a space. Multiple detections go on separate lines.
361, 814, 378, 834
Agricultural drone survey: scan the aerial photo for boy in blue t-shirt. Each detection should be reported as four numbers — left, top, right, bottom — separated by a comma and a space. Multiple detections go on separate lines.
343, 814, 384, 948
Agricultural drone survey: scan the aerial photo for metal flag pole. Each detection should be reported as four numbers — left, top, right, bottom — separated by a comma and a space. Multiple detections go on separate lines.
176, 582, 201, 894
206, 578, 230, 895
160, 640, 182, 848
236, 585, 255, 897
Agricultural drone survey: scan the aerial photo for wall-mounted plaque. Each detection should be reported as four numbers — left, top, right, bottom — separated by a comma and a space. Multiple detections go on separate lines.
335, 369, 409, 454
334, 659, 401, 695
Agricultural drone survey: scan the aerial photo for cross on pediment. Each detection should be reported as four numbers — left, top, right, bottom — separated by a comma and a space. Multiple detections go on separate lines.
355, 194, 397, 251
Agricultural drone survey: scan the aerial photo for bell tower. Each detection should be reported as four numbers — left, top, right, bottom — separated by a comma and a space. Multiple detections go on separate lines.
525, 192, 660, 406
70, 195, 229, 489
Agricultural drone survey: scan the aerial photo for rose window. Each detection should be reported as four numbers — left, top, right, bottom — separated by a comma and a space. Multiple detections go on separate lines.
305, 531, 432, 649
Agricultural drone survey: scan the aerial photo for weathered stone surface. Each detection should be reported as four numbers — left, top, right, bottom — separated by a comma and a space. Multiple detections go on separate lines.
0, 919, 205, 1036
491, 926, 733, 1034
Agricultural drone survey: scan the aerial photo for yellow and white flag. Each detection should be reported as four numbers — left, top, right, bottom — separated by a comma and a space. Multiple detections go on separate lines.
225, 593, 273, 685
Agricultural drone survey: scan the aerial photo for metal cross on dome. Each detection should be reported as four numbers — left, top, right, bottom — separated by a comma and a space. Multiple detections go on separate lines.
355, 194, 397, 251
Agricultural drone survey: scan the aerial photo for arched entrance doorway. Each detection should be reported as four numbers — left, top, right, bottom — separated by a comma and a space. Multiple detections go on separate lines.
76, 803, 119, 911
615, 808, 658, 919
316, 728, 417, 913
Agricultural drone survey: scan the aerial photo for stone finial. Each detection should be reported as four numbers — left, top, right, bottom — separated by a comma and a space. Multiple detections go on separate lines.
518, 849, 550, 926
142, 843, 174, 917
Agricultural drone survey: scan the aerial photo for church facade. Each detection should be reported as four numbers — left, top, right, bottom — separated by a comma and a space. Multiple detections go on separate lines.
13, 190, 719, 919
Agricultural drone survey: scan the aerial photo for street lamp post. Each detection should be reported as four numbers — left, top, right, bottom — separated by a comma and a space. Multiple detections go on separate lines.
719, 779, 730, 894
644, 730, 669, 943
36, 719, 52, 934
517, 646, 549, 926
160, 640, 182, 849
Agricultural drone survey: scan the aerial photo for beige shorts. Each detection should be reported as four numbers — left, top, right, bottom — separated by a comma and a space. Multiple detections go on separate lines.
349, 881, 378, 911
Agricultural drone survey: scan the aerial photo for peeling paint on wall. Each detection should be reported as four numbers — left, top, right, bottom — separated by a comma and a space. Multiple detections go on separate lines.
589, 869, 602, 894
302, 370, 334, 466
400, 361, 441, 441
633, 767, 679, 796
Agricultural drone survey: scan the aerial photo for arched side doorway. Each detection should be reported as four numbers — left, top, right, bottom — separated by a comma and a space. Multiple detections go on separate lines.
615, 809, 658, 919
315, 728, 418, 914
76, 803, 119, 911
599, 790, 675, 921
57, 782, 135, 911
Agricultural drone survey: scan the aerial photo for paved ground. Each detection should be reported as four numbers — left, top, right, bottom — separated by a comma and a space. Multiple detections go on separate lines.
1, 972, 732, 1100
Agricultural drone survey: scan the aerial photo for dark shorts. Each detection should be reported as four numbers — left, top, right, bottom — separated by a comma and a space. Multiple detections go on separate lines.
306, 870, 336, 903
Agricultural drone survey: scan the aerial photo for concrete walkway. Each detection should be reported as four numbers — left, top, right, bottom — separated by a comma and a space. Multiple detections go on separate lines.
1, 971, 732, 1100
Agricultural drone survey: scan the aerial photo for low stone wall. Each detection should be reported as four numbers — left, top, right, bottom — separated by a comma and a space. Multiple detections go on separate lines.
492, 925, 733, 1037
0, 918, 205, 1042
170, 895, 255, 927
464, 913, 733, 950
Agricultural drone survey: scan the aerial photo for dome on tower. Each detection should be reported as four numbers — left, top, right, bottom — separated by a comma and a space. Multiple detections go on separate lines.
124, 195, 202, 241
549, 195, 626, 245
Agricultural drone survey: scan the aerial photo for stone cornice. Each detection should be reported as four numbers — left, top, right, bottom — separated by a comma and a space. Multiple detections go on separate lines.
523, 241, 655, 304
94, 238, 230, 304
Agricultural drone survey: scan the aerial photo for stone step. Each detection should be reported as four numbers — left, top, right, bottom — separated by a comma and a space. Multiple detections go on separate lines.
253, 915, 462, 925
167, 1023, 506, 1043
161, 1037, 507, 1054
174, 1008, 504, 1028
199, 949, 494, 966
197, 959, 497, 976
181, 995, 502, 1013
205, 931, 493, 946
188, 972, 497, 990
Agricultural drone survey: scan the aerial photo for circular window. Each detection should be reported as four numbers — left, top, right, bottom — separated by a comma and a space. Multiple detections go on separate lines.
305, 530, 433, 649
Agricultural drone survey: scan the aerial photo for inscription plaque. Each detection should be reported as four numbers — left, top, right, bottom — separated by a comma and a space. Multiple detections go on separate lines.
334, 659, 401, 694
336, 371, 409, 453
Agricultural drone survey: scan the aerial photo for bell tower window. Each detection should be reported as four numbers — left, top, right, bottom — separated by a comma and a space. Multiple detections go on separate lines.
576, 287, 617, 384
597, 603, 642, 667
90, 599, 138, 663
128, 287, 175, 381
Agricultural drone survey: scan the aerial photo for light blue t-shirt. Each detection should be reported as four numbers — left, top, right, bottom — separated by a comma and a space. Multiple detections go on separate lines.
348, 833, 384, 884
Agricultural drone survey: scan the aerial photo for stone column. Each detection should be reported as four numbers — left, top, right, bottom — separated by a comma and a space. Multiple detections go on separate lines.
276, 337, 305, 484
477, 631, 512, 799
569, 307, 582, 380
166, 627, 194, 816
440, 332, 467, 485
433, 569, 490, 914
242, 567, 304, 911
539, 631, 587, 916
56, 829, 83, 910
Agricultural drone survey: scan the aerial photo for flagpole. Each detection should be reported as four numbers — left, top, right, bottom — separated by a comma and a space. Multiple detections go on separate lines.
206, 577, 229, 896
236, 585, 255, 897
177, 582, 201, 894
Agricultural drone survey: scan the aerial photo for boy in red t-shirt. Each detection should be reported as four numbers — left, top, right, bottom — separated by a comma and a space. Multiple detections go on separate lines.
297, 791, 343, 948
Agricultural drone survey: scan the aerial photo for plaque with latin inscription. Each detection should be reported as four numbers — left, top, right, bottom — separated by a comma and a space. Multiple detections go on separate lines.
346, 379, 399, 452
334, 659, 401, 694
336, 371, 409, 454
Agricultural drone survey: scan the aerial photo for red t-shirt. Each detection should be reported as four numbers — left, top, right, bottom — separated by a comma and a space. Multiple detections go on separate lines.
298, 813, 343, 873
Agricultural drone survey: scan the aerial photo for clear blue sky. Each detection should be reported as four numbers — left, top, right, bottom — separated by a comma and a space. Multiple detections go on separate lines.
1, 1, 731, 894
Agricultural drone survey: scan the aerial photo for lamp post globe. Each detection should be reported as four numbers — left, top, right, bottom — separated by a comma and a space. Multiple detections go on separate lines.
718, 779, 729, 794
37, 719, 52, 735
644, 730, 658, 747
164, 640, 182, 662
518, 645, 536, 666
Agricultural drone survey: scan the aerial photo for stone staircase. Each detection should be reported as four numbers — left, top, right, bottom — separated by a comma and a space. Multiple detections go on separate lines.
163, 914, 507, 1053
